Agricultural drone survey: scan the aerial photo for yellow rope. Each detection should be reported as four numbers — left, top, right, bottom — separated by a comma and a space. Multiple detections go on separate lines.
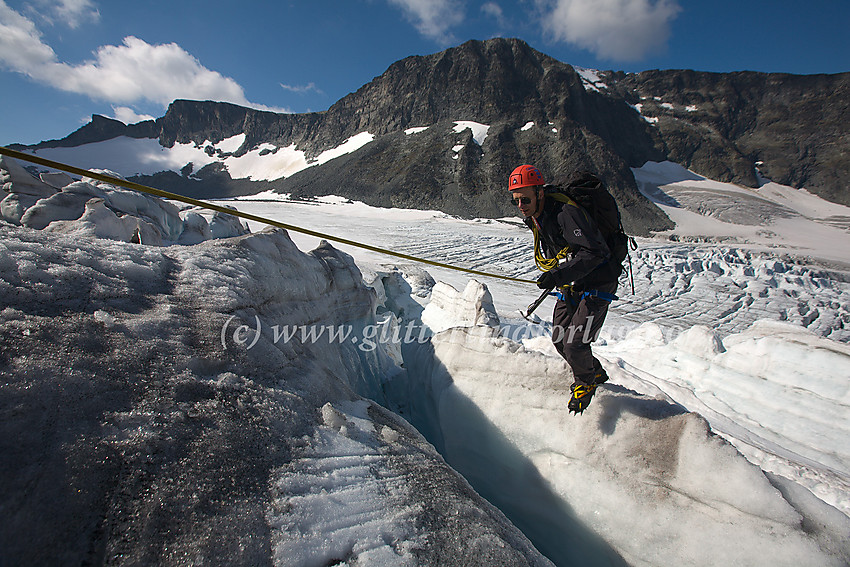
531, 216, 570, 272
0, 146, 536, 284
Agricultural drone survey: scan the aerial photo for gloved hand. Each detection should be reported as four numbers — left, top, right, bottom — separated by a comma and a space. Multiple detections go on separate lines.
536, 270, 558, 290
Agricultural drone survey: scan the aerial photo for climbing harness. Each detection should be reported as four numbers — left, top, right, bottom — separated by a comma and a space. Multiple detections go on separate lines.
553, 288, 619, 304
522, 285, 618, 323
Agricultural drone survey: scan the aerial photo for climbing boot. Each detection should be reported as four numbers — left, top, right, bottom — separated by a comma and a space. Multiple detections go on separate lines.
568, 382, 598, 415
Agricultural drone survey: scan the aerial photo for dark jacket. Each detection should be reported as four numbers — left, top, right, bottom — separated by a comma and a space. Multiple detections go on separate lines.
523, 196, 619, 288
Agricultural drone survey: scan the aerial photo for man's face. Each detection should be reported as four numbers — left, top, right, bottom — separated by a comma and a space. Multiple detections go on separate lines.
511, 187, 540, 217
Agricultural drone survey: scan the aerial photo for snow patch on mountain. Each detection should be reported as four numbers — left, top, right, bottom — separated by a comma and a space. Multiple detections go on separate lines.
453, 121, 490, 146
216, 133, 247, 153
25, 131, 376, 183
574, 67, 609, 92
312, 132, 375, 165
223, 142, 308, 181
628, 103, 659, 124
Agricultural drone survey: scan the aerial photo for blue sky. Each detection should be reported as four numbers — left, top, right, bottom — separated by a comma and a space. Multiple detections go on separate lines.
1, 0, 848, 146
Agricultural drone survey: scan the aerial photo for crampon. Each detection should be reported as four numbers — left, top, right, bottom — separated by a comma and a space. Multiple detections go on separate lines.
568, 382, 598, 415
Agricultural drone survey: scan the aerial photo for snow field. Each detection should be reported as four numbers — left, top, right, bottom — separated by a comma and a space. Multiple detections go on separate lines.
632, 161, 850, 266
595, 319, 850, 513
219, 186, 850, 525
613, 242, 850, 341
1, 155, 250, 245
225, 193, 850, 343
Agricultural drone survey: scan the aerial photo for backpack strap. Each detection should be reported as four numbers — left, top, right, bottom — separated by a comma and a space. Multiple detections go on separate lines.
545, 190, 593, 225
546, 191, 577, 207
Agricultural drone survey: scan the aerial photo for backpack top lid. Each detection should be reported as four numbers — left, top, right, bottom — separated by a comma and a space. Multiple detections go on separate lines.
546, 171, 619, 230
565, 170, 604, 190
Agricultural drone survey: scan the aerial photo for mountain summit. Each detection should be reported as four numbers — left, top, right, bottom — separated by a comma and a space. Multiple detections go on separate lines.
18, 38, 850, 234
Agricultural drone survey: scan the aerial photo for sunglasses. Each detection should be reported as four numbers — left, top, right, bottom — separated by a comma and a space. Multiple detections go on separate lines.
510, 196, 533, 206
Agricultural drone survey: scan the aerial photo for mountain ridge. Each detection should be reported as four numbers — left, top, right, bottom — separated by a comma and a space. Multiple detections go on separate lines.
14, 38, 849, 235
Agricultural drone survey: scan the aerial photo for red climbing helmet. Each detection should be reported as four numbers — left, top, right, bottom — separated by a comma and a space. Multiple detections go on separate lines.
508, 164, 545, 190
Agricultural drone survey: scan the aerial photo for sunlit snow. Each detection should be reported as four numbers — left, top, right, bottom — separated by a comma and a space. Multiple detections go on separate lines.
453, 121, 490, 146
574, 66, 608, 92
633, 161, 850, 265
313, 132, 375, 165
216, 132, 246, 153
28, 131, 376, 183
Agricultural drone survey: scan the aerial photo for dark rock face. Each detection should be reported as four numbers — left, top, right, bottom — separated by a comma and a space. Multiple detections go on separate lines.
609, 69, 850, 205
19, 38, 848, 235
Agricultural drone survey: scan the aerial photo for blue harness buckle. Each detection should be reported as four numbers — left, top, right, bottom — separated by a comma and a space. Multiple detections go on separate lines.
551, 289, 618, 304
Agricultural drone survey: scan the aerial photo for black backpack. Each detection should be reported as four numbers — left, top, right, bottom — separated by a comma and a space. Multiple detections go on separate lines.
545, 171, 636, 287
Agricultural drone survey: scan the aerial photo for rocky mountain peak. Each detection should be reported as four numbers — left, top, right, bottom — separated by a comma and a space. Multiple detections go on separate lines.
329, 38, 578, 132
14, 38, 848, 235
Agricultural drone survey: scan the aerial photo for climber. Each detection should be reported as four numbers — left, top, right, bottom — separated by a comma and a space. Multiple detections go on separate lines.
509, 164, 621, 414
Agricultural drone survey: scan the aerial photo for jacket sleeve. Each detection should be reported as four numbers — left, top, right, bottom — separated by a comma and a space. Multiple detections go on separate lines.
549, 204, 610, 286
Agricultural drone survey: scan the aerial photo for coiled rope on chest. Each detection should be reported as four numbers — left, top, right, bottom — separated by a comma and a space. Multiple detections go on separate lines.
530, 215, 571, 272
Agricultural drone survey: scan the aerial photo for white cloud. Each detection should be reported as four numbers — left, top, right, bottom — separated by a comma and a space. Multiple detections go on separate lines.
0, 0, 57, 71
111, 106, 155, 125
538, 0, 681, 61
280, 82, 325, 96
481, 2, 506, 27
31, 0, 100, 29
0, 1, 285, 113
387, 0, 465, 43
52, 36, 251, 106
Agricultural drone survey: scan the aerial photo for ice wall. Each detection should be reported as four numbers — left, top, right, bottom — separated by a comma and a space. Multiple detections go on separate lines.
0, 156, 248, 244
597, 319, 850, 514
0, 224, 551, 566
379, 279, 850, 567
